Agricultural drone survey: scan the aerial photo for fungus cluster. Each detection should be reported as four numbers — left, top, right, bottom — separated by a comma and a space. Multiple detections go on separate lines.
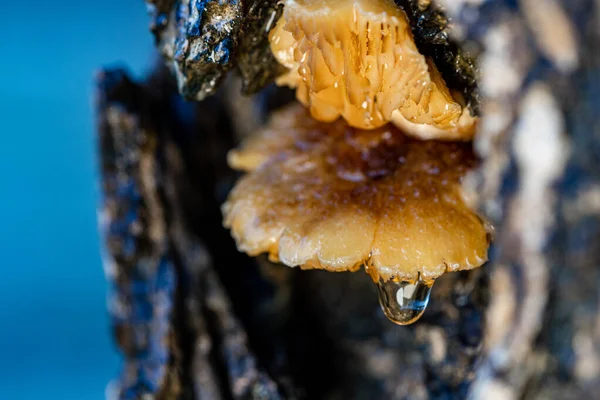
223, 0, 489, 324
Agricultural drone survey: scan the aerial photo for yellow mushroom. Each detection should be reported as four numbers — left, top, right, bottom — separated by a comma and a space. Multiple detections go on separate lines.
268, 0, 476, 139
223, 104, 488, 284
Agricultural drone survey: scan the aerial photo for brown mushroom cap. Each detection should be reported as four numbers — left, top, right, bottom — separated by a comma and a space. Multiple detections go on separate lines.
268, 0, 476, 140
223, 104, 488, 281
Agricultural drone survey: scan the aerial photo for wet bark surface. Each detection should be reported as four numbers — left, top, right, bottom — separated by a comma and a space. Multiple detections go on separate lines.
146, 0, 283, 100
96, 0, 600, 399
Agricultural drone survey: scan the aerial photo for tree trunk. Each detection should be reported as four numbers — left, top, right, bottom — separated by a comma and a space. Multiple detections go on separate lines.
96, 1, 600, 399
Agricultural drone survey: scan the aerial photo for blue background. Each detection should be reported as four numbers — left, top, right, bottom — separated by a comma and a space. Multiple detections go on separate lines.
0, 1, 153, 398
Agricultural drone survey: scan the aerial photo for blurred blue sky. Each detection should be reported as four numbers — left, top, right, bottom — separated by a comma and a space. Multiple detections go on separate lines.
0, 1, 153, 398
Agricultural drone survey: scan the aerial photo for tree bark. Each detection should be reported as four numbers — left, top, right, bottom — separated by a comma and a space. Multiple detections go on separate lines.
440, 0, 600, 398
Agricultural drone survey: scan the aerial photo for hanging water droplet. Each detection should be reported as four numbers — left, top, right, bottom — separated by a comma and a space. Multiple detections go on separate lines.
375, 277, 434, 325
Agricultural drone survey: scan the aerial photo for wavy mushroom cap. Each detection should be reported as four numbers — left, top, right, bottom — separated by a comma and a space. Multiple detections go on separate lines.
268, 0, 476, 140
223, 104, 488, 282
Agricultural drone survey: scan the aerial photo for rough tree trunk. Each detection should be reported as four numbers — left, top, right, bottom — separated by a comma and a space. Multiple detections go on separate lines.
442, 0, 600, 398
96, 1, 600, 399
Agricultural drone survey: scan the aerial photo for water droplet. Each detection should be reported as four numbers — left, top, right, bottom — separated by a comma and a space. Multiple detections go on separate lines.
375, 277, 433, 325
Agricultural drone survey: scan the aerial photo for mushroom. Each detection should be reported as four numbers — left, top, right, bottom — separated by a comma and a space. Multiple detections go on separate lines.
268, 0, 476, 140
223, 104, 489, 324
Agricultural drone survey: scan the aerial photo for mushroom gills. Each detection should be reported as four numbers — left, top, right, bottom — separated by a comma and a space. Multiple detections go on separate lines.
268, 0, 477, 140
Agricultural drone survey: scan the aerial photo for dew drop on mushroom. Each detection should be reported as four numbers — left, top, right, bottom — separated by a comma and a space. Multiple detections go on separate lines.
375, 277, 434, 325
